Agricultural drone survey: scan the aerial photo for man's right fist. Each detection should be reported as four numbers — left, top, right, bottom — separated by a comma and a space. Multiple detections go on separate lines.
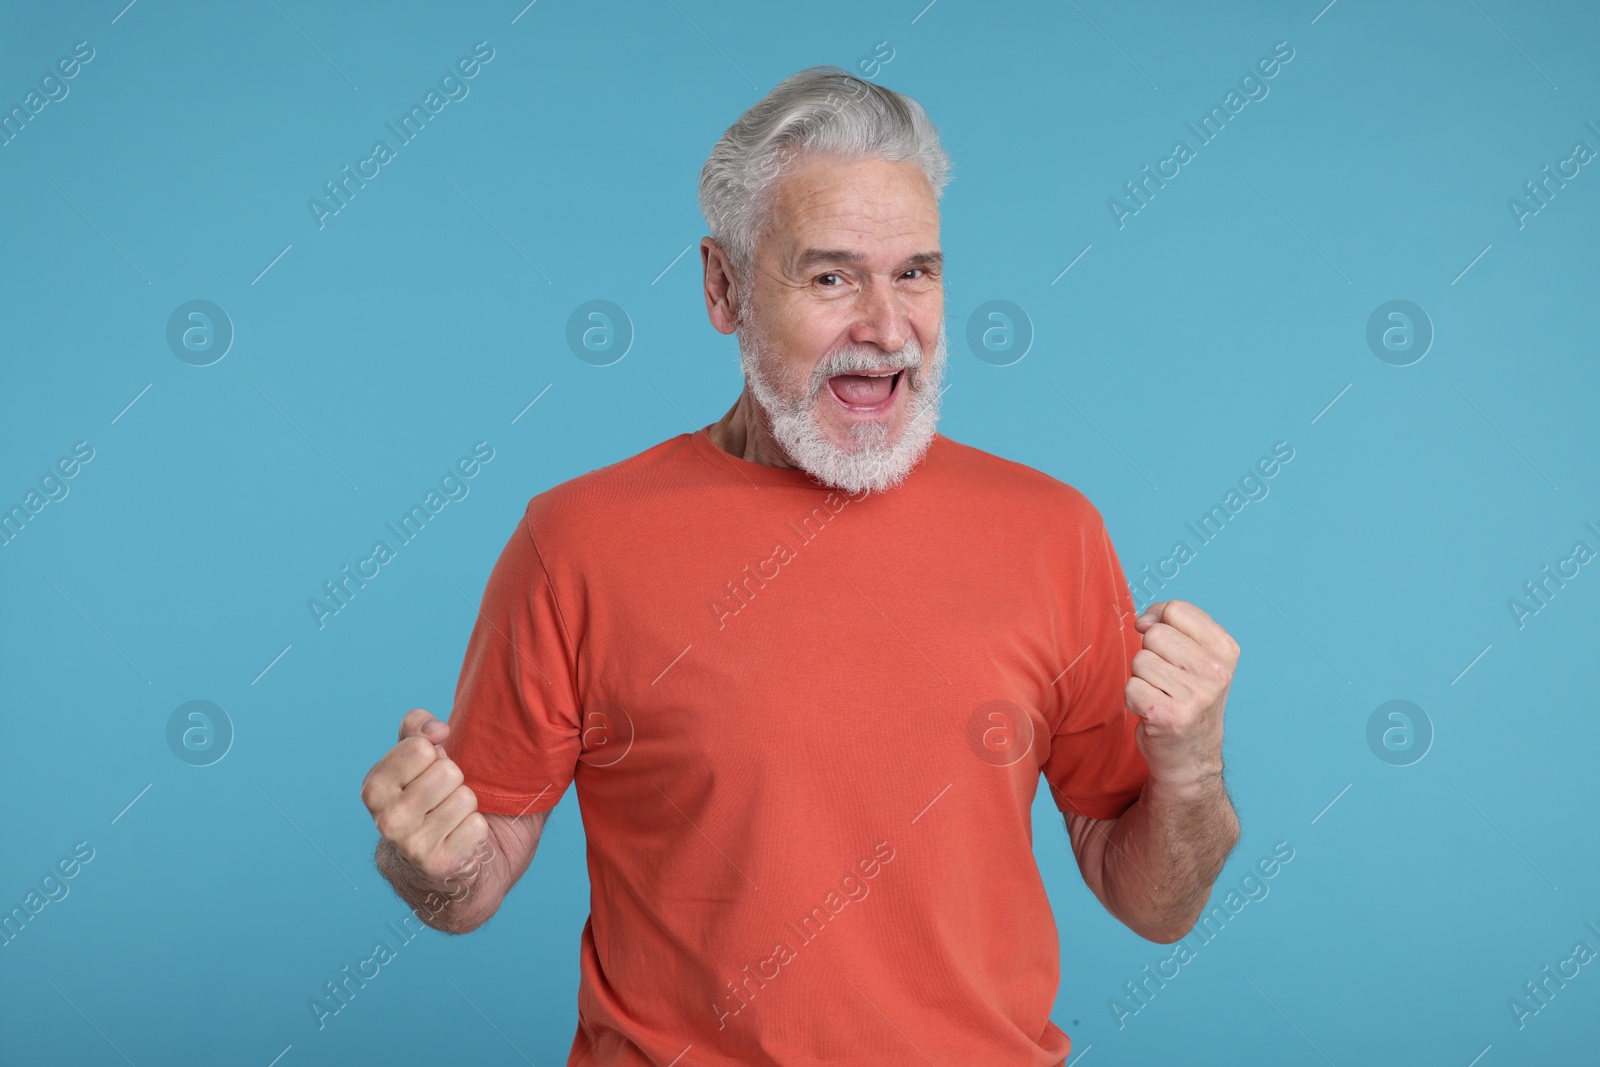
360, 708, 489, 883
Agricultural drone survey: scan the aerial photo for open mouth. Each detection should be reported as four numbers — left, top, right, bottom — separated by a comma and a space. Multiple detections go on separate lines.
825, 368, 904, 412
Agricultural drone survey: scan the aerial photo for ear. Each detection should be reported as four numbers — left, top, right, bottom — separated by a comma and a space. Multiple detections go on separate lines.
702, 237, 742, 336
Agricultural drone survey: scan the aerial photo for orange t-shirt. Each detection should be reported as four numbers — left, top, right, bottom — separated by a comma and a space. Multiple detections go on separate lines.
444, 426, 1149, 1066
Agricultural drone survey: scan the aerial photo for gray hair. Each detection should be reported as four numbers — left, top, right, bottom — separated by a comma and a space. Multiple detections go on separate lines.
697, 65, 952, 315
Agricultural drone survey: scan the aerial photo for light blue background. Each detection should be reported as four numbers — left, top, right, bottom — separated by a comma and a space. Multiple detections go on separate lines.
2, 1, 1597, 1064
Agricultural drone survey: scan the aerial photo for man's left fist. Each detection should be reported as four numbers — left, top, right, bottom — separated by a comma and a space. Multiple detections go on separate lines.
1125, 599, 1239, 790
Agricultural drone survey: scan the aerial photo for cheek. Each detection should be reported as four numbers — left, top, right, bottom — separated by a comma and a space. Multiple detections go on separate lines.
757, 331, 811, 391
775, 335, 829, 393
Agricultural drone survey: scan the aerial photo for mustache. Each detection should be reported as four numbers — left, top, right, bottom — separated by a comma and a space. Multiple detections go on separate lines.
808, 340, 933, 394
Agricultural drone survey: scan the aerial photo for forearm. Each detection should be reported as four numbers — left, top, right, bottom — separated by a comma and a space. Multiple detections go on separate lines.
375, 834, 508, 935
1098, 772, 1241, 942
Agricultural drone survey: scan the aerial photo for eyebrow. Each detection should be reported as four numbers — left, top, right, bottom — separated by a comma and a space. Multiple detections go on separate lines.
794, 248, 943, 273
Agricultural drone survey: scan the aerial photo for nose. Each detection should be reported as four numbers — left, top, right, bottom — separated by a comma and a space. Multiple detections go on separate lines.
847, 278, 909, 355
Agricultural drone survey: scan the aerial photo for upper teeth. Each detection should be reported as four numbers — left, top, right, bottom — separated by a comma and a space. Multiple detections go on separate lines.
863, 371, 895, 377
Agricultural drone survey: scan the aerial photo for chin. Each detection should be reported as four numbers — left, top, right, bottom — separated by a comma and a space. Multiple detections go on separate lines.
781, 395, 939, 496
822, 411, 901, 452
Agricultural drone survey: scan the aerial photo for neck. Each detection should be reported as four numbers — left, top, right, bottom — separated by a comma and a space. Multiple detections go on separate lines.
707, 390, 797, 469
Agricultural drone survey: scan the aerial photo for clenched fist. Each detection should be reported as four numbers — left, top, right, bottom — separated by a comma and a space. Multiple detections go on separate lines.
1125, 599, 1239, 791
360, 708, 489, 884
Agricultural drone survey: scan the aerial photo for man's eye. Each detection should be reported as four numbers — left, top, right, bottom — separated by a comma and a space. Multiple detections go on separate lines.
817, 272, 842, 286
903, 268, 925, 280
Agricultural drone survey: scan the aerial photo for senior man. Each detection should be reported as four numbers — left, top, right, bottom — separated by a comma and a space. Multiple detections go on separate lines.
361, 65, 1241, 1065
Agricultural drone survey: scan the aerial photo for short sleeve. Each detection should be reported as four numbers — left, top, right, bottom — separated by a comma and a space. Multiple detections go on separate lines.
1040, 511, 1149, 820
442, 505, 582, 817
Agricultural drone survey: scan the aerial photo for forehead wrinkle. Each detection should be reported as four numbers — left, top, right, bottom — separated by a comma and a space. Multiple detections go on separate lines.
775, 205, 938, 273
788, 187, 930, 229
779, 170, 933, 228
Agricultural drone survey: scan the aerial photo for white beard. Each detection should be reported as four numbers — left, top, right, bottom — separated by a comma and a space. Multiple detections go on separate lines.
737, 318, 948, 495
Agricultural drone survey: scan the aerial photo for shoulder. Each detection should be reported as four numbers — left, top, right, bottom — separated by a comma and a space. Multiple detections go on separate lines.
516, 432, 698, 548
928, 433, 1108, 531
